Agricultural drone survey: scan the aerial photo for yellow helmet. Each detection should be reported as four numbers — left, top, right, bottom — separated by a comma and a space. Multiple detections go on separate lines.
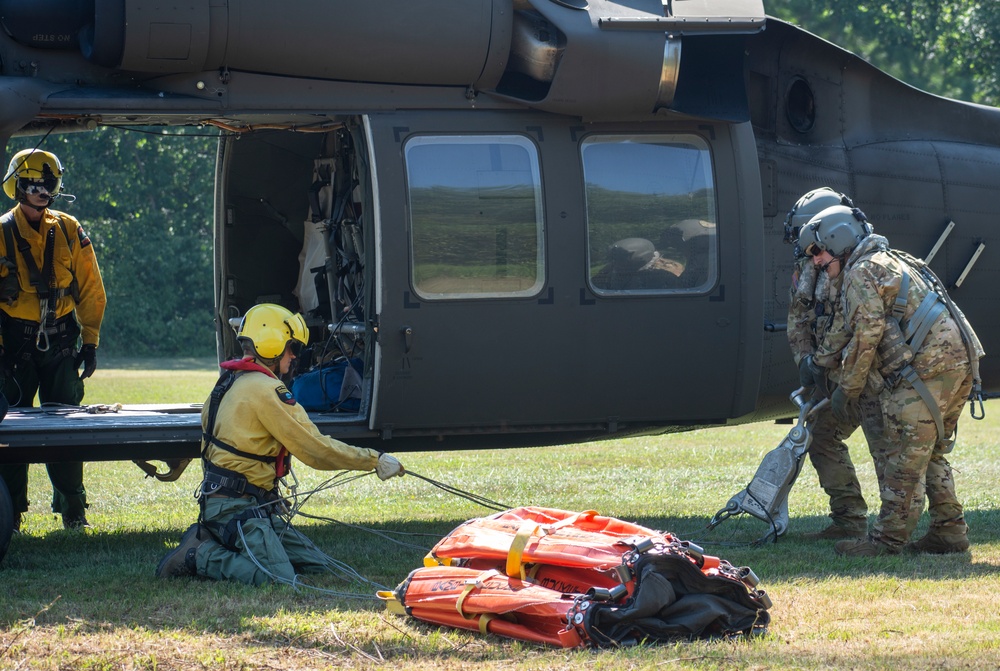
236, 304, 309, 360
3, 149, 64, 200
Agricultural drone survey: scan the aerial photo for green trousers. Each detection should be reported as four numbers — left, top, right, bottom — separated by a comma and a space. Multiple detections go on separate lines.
196, 496, 333, 586
0, 318, 86, 517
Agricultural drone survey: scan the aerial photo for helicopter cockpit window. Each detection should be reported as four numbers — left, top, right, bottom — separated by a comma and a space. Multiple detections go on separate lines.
582, 135, 718, 295
404, 135, 545, 300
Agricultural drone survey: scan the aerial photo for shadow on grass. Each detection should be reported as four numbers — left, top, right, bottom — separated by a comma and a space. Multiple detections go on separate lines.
4, 508, 999, 630
0, 512, 997, 670
631, 508, 1000, 580
0, 518, 456, 625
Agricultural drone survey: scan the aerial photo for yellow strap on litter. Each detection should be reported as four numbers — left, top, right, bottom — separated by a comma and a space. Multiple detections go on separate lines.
456, 569, 500, 619
549, 510, 598, 531
376, 591, 407, 616
506, 520, 540, 579
424, 552, 453, 567
456, 583, 476, 618
479, 613, 495, 635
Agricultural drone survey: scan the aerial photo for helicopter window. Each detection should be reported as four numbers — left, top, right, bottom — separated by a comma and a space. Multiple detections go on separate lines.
404, 135, 545, 300
582, 135, 718, 295
786, 77, 816, 133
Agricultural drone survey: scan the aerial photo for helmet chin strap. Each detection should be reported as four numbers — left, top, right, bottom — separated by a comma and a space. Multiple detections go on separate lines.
20, 198, 49, 215
817, 254, 842, 275
18, 191, 54, 215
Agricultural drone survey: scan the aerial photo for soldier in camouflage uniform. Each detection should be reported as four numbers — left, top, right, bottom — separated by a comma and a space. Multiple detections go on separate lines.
784, 188, 870, 539
798, 205, 984, 557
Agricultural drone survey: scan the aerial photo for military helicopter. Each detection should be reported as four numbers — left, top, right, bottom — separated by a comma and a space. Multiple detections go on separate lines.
0, 0, 997, 556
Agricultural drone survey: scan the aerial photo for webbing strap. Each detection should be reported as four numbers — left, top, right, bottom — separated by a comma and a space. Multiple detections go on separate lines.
549, 510, 598, 531
8, 219, 49, 297
478, 613, 495, 634
907, 297, 946, 353
889, 249, 984, 415
41, 226, 56, 297
201, 464, 275, 500
504, 512, 598, 579
456, 569, 500, 618
423, 552, 453, 567
202, 369, 238, 455
892, 272, 909, 321
1, 212, 15, 272
888, 267, 953, 442
204, 435, 277, 465
456, 583, 475, 618
902, 365, 946, 443
506, 521, 540, 579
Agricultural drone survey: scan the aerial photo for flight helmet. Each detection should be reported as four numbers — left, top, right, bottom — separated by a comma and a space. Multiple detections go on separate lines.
237, 303, 309, 362
783, 187, 854, 247
3, 149, 64, 201
798, 205, 871, 258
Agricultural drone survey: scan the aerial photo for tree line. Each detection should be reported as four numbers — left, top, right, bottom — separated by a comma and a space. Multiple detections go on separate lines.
6, 128, 219, 358
768, 1, 1000, 106
3, 2, 996, 358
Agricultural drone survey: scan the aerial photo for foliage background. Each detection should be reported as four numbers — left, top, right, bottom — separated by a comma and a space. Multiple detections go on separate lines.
767, 1, 1000, 106
3, 2, 999, 357
5, 128, 219, 357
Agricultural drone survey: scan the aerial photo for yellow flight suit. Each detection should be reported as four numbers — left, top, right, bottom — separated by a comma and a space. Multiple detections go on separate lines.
0, 205, 107, 524
195, 360, 381, 585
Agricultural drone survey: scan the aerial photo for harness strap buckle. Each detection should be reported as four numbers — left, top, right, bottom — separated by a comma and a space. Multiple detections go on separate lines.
203, 470, 247, 496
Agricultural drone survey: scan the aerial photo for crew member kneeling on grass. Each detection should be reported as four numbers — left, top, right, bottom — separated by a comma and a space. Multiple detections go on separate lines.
156, 303, 404, 584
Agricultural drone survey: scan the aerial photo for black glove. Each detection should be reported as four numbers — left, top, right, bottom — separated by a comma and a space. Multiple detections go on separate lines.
798, 356, 816, 388
76, 344, 97, 380
831, 386, 857, 424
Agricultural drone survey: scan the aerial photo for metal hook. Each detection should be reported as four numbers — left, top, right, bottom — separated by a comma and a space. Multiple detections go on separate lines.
35, 325, 50, 352
35, 299, 51, 351
969, 385, 986, 420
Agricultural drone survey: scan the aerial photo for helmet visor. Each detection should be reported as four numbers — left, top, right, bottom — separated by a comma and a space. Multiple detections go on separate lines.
19, 178, 57, 195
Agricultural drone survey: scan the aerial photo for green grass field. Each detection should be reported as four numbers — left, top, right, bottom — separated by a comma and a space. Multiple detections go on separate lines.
2, 363, 999, 670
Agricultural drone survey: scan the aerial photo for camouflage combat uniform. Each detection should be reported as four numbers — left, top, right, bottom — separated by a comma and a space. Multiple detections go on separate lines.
789, 257, 880, 535
833, 235, 983, 550
812, 287, 926, 540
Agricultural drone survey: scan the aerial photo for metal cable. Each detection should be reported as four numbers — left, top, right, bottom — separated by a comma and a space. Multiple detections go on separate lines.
235, 521, 386, 598
404, 470, 510, 511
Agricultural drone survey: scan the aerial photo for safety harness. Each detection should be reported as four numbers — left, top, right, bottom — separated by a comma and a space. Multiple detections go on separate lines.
878, 249, 985, 445
0, 211, 81, 352
198, 358, 291, 550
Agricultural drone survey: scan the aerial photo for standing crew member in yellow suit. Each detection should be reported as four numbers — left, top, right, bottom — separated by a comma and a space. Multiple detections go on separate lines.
156, 303, 405, 584
0, 148, 107, 532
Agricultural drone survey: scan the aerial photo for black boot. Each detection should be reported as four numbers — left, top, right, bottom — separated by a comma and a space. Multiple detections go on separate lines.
156, 524, 205, 578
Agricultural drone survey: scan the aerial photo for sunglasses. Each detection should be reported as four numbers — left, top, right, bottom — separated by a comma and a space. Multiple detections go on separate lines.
286, 340, 303, 356
803, 242, 821, 258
